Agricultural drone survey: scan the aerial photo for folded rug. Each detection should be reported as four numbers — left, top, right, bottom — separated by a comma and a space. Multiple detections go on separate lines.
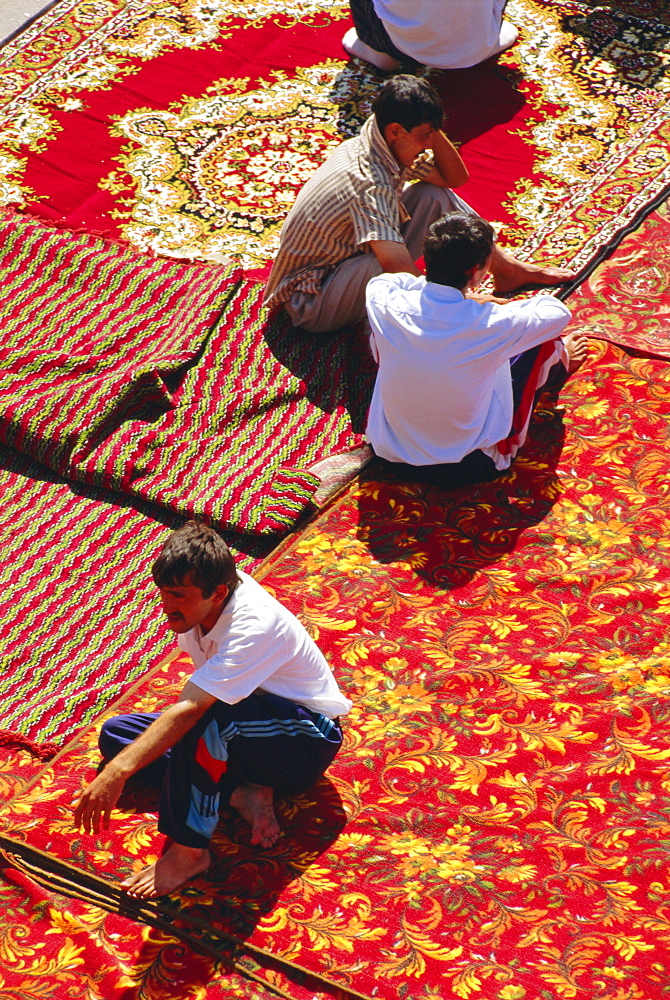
0, 212, 374, 536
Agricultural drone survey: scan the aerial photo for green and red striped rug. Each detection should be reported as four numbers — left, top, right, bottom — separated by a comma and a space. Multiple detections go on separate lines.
0, 211, 375, 747
0, 212, 374, 537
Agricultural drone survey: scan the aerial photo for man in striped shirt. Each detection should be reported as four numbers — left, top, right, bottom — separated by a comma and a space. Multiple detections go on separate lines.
264, 75, 573, 334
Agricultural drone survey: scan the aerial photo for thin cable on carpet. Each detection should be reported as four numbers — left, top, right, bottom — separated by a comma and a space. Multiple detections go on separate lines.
0, 834, 367, 1000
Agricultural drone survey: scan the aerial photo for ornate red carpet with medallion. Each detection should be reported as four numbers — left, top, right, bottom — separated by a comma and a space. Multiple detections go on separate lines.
2, 0, 670, 276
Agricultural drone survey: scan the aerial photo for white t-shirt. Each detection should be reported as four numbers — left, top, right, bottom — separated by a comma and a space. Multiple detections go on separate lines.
373, 0, 508, 69
365, 272, 571, 466
178, 571, 351, 720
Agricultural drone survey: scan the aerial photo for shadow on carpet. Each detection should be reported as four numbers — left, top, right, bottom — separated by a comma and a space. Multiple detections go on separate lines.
3, 338, 670, 1000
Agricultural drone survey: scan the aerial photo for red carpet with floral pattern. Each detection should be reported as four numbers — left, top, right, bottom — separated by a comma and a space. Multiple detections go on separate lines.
2, 331, 670, 999
0, 655, 356, 1000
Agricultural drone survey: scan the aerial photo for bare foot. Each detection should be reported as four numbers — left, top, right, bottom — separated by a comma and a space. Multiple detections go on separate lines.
491, 248, 576, 294
120, 842, 210, 899
489, 20, 519, 59
229, 783, 280, 848
562, 329, 589, 374
342, 27, 401, 71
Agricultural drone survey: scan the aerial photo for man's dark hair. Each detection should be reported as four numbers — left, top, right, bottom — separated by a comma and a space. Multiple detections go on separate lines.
423, 213, 495, 289
152, 521, 238, 598
372, 75, 444, 133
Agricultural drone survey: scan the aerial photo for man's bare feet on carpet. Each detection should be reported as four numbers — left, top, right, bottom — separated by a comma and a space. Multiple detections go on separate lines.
119, 784, 278, 898
230, 783, 280, 848
492, 250, 576, 295
342, 27, 401, 71
121, 842, 210, 899
562, 330, 590, 374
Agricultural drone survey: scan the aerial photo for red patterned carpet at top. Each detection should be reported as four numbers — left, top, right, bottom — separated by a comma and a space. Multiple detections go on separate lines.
2, 1, 670, 999
2, 0, 669, 271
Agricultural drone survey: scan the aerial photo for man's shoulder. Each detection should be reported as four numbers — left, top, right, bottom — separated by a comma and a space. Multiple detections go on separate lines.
313, 130, 392, 190
228, 573, 299, 634
321, 117, 396, 188
280, 119, 395, 231
368, 271, 427, 304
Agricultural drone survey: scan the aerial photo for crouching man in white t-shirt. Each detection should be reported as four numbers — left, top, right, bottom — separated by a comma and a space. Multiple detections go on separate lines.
365, 212, 588, 488
74, 521, 351, 899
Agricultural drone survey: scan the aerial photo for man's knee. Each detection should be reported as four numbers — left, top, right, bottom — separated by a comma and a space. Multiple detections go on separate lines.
98, 718, 118, 759
98, 712, 160, 760
427, 185, 455, 215
403, 180, 452, 214
403, 182, 479, 230
286, 291, 336, 333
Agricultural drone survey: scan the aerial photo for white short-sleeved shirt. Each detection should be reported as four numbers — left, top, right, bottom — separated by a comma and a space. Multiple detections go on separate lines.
365, 272, 571, 466
178, 571, 351, 720
373, 0, 508, 69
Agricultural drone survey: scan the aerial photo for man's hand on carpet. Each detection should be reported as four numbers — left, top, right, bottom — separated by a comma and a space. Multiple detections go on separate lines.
465, 291, 510, 305
74, 766, 126, 834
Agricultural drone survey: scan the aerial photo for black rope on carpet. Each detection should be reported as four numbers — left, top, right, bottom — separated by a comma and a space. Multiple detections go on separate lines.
0, 833, 366, 1000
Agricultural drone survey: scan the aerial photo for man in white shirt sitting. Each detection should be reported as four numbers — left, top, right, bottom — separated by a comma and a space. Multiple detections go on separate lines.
365, 212, 588, 488
343, 0, 518, 71
75, 522, 351, 898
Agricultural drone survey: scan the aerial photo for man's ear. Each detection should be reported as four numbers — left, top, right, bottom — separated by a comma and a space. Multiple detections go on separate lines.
214, 583, 229, 604
383, 121, 404, 144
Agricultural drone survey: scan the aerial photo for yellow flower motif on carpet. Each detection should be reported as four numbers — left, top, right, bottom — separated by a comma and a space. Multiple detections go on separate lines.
589, 644, 670, 696
359, 682, 436, 719
378, 827, 482, 884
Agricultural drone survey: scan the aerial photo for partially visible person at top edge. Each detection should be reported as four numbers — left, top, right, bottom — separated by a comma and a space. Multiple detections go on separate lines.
343, 0, 518, 72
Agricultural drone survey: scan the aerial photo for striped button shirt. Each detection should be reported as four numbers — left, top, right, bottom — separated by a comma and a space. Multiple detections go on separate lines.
264, 114, 434, 311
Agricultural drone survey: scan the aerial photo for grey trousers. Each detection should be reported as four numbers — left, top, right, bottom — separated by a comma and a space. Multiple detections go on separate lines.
287, 182, 476, 334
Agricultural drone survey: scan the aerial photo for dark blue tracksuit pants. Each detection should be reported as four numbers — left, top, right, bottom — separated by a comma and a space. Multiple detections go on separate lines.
99, 692, 343, 849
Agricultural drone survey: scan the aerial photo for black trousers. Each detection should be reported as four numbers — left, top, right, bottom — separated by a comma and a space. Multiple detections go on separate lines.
377, 346, 567, 490
100, 692, 343, 848
349, 0, 414, 63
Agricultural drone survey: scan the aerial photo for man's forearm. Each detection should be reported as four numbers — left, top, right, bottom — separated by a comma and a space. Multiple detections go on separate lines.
99, 701, 203, 779
369, 239, 422, 276
428, 131, 469, 189
74, 683, 216, 833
